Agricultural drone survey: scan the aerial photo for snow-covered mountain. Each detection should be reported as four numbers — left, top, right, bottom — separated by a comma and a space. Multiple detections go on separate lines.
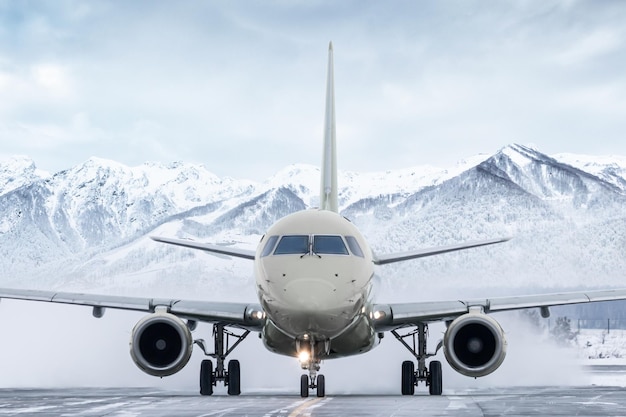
0, 144, 625, 300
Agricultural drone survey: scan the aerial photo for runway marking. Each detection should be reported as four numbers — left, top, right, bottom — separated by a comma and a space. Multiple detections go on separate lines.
445, 396, 468, 410
198, 407, 238, 417
288, 397, 326, 417
262, 398, 309, 417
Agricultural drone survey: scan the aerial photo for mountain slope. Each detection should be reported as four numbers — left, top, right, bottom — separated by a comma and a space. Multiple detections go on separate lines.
0, 144, 624, 297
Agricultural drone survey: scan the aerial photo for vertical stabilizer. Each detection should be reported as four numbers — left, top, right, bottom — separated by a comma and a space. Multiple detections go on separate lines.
320, 42, 338, 212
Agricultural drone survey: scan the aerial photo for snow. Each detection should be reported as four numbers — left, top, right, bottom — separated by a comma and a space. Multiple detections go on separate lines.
501, 144, 535, 167
0, 142, 625, 294
553, 152, 626, 192
576, 329, 626, 361
0, 155, 50, 196
0, 142, 625, 390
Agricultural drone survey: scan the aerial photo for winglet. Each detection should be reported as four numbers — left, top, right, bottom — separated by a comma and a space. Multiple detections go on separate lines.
320, 42, 338, 212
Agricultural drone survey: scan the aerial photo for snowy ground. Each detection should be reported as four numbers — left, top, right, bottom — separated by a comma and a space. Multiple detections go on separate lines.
575, 329, 626, 387
576, 329, 626, 361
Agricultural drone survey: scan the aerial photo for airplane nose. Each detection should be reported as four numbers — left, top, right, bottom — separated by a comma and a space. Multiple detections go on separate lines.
283, 278, 337, 310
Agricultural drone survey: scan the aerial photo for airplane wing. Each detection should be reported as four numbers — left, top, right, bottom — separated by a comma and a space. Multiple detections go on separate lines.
372, 237, 511, 265
372, 288, 626, 330
151, 236, 256, 260
0, 288, 263, 329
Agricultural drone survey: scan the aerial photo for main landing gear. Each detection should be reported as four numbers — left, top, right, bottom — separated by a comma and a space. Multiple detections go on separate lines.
195, 323, 250, 396
393, 322, 443, 396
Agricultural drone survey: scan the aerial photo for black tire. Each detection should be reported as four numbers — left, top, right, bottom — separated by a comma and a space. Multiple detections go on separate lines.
200, 360, 213, 396
401, 361, 415, 395
227, 360, 241, 396
428, 361, 443, 396
300, 374, 309, 398
316, 374, 325, 398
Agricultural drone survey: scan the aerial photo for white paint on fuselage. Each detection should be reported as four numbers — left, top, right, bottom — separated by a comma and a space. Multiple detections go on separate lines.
255, 210, 374, 341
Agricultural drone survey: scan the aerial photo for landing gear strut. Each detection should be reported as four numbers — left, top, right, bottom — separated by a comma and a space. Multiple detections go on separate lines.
298, 336, 327, 398
393, 322, 443, 396
196, 323, 250, 396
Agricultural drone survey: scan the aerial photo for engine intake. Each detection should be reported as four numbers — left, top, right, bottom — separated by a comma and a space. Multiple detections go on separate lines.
130, 312, 193, 377
443, 312, 507, 378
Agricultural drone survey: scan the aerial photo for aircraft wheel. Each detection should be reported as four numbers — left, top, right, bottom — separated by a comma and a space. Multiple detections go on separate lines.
316, 374, 326, 397
428, 361, 442, 396
401, 361, 415, 395
227, 360, 241, 396
200, 359, 214, 396
300, 374, 309, 398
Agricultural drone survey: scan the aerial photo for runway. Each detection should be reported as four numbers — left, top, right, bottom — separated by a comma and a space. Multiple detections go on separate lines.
2, 385, 626, 416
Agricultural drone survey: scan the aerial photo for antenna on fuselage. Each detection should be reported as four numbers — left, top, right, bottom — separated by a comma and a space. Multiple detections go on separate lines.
320, 42, 338, 213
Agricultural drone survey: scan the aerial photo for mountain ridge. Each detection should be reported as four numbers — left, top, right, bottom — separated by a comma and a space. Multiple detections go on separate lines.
0, 143, 624, 296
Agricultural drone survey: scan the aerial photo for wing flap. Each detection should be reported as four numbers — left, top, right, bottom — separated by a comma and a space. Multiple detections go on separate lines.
170, 300, 263, 327
487, 288, 626, 312
0, 288, 259, 329
0, 288, 153, 311
369, 301, 468, 330
375, 288, 626, 331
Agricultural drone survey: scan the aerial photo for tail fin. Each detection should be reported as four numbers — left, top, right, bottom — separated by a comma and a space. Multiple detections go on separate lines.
320, 42, 339, 212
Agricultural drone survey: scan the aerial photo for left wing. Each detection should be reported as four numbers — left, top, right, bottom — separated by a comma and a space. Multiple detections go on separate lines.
0, 288, 263, 329
371, 288, 626, 330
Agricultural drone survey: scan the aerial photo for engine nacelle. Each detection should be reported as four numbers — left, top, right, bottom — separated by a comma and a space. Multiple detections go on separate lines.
443, 312, 507, 378
130, 312, 193, 377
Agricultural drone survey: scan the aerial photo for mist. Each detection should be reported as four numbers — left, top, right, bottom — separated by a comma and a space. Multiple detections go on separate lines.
0, 299, 584, 394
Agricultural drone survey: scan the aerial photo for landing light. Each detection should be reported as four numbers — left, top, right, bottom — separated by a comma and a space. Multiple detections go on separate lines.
298, 350, 310, 364
247, 309, 266, 321
372, 310, 386, 320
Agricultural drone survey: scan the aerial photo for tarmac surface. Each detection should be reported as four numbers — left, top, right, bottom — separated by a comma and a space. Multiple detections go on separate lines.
0, 364, 623, 416
2, 385, 626, 416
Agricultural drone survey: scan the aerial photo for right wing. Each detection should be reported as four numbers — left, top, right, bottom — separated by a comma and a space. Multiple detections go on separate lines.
0, 288, 264, 330
371, 288, 626, 330
151, 236, 256, 260
372, 237, 511, 265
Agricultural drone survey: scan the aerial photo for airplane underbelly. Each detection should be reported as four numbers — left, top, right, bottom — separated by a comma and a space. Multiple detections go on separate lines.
262, 314, 378, 359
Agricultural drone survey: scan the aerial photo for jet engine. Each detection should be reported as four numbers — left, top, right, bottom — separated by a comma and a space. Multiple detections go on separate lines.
443, 312, 507, 378
130, 312, 193, 377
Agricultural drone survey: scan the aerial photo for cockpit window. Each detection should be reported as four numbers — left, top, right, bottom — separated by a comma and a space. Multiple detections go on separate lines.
274, 235, 309, 255
261, 235, 279, 257
345, 236, 364, 257
313, 235, 349, 255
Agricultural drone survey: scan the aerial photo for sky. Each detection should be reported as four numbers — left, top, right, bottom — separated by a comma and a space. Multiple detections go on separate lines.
1, 0, 625, 179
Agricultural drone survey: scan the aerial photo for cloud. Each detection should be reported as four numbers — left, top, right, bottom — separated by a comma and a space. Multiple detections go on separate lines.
1, 1, 626, 177
555, 29, 623, 66
31, 63, 73, 97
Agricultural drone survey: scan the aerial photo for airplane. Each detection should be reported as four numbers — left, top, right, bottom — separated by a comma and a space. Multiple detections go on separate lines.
2, 42, 626, 398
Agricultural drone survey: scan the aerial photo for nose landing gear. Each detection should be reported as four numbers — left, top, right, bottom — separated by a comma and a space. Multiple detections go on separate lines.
297, 336, 328, 397
300, 368, 325, 398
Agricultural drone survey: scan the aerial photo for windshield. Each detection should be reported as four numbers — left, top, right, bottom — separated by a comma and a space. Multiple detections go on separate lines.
345, 236, 364, 257
273, 235, 309, 255
313, 235, 349, 255
268, 235, 358, 257
261, 235, 279, 257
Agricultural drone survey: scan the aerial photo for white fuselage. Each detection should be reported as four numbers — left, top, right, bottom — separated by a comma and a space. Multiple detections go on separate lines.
254, 209, 377, 358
